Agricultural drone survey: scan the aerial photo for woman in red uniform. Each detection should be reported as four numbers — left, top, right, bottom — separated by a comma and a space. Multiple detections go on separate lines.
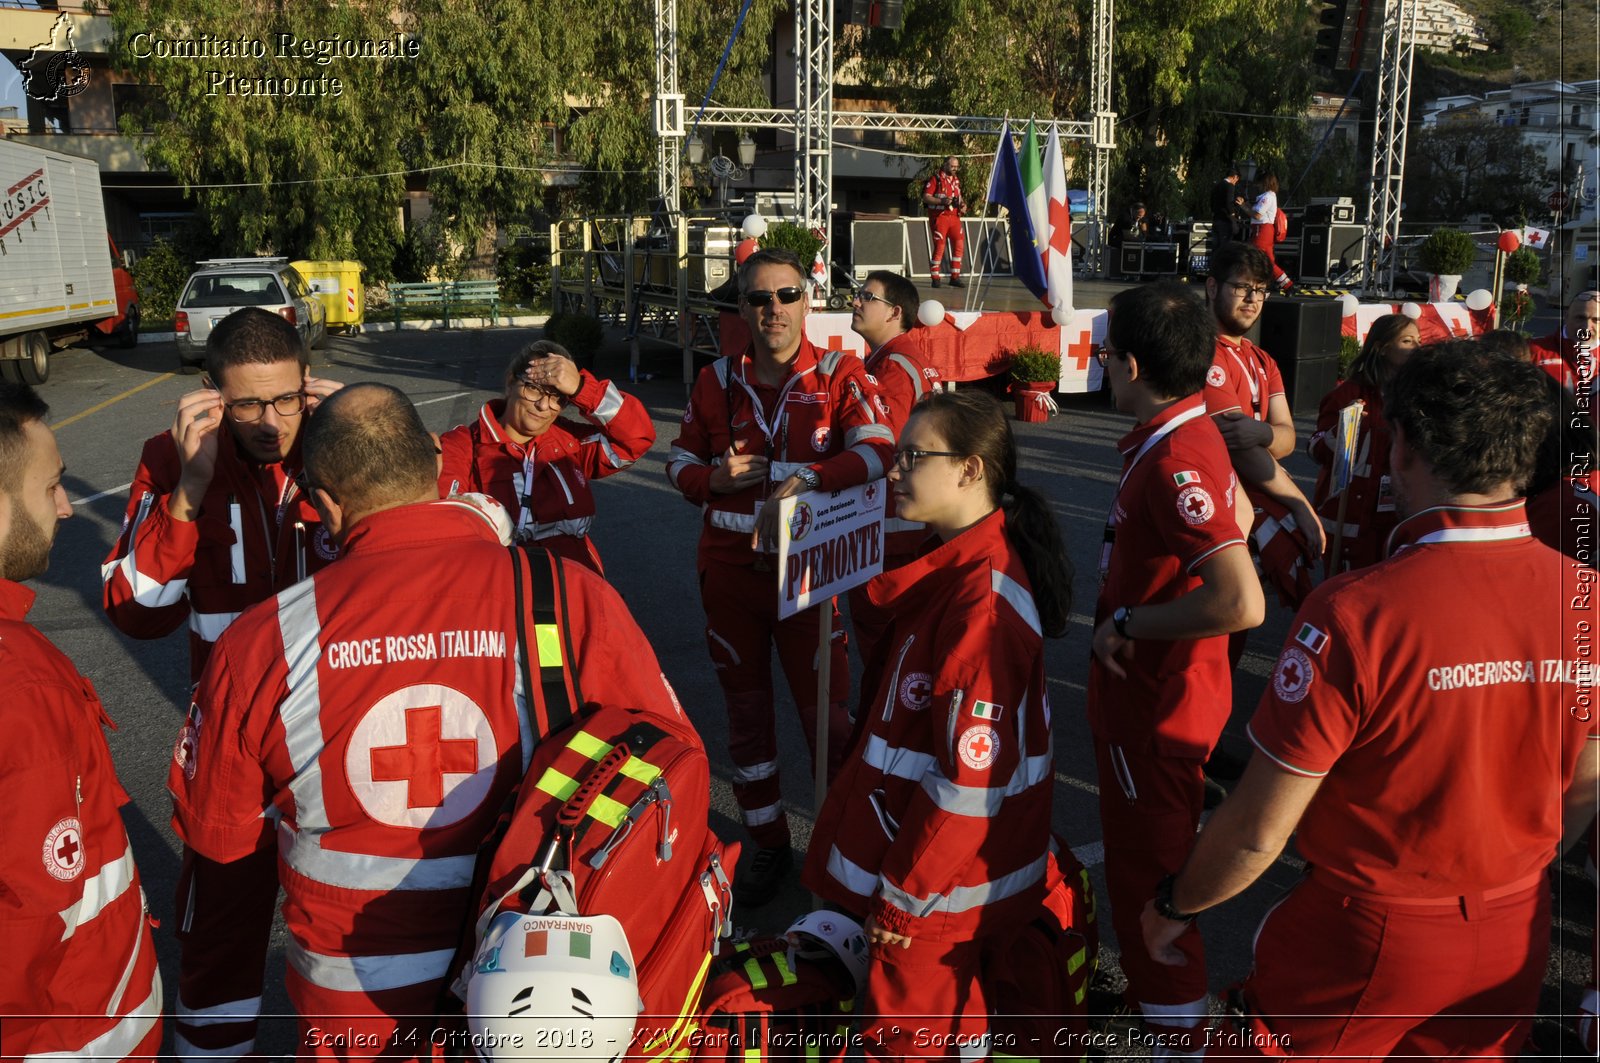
1307, 313, 1419, 574
1248, 171, 1293, 292
438, 340, 654, 574
802, 390, 1072, 1061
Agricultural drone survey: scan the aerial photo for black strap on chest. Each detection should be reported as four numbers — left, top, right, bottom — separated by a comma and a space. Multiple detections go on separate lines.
509, 543, 581, 739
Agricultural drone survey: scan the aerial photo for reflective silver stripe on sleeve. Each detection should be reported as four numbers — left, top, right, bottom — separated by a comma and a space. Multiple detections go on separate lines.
991, 570, 1042, 637
920, 752, 1054, 818
287, 942, 455, 994
24, 971, 161, 1061
769, 460, 812, 480
56, 843, 137, 940
590, 381, 625, 424
742, 801, 784, 827
709, 509, 758, 533
521, 516, 595, 541
276, 580, 329, 832
825, 846, 882, 898
845, 423, 895, 446
861, 734, 938, 782
731, 760, 778, 784
116, 559, 189, 608
189, 609, 242, 643
176, 994, 264, 1027
886, 353, 927, 402
847, 444, 886, 481
667, 446, 709, 489
877, 851, 1049, 919
583, 435, 628, 470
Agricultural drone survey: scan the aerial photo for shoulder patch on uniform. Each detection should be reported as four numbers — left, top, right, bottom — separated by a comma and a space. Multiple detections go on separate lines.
810, 426, 832, 452
1207, 365, 1227, 389
1176, 485, 1216, 525
970, 700, 1002, 721
1273, 646, 1314, 703
1173, 470, 1201, 487
898, 671, 932, 711
1294, 623, 1329, 654
957, 725, 1000, 771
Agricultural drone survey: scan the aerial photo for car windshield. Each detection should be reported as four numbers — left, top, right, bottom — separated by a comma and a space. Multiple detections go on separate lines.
183, 274, 286, 309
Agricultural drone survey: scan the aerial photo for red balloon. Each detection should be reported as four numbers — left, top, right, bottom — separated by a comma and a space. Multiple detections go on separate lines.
734, 238, 759, 264
1497, 230, 1521, 254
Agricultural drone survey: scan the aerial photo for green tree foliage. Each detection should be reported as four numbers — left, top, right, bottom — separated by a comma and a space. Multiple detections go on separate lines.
1407, 117, 1547, 222
128, 236, 192, 320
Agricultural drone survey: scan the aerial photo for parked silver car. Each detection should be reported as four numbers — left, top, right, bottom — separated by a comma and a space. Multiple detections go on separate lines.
175, 257, 327, 369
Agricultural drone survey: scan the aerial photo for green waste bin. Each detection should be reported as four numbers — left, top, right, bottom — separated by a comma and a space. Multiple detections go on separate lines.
291, 259, 364, 332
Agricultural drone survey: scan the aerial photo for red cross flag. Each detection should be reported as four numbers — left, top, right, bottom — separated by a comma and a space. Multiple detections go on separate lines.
1520, 225, 1552, 248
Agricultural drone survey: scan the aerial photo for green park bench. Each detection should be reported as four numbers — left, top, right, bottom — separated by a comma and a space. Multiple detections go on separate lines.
390, 279, 502, 328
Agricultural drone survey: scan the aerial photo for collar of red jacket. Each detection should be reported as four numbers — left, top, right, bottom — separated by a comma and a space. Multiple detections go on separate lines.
341, 497, 508, 557
735, 337, 825, 386
0, 578, 34, 621
1116, 392, 1209, 455
865, 330, 916, 372
867, 507, 1008, 610
1386, 499, 1531, 556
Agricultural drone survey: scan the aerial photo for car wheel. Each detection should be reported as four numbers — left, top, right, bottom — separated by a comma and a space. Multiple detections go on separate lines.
19, 332, 48, 385
118, 305, 140, 349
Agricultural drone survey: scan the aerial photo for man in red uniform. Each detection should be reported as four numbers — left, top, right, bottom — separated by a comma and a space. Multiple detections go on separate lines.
848, 269, 938, 698
1090, 281, 1266, 1057
172, 384, 692, 1060
1, 382, 163, 1060
438, 339, 655, 574
667, 248, 895, 906
1143, 343, 1600, 1060
1530, 289, 1600, 393
922, 155, 965, 288
101, 306, 342, 1058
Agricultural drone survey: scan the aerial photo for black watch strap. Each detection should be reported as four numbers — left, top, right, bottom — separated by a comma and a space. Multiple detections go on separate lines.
1154, 873, 1199, 923
1113, 606, 1134, 639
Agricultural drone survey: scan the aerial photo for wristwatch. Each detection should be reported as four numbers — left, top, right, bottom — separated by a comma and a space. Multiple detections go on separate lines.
1112, 605, 1135, 639
1154, 873, 1200, 923
794, 467, 821, 491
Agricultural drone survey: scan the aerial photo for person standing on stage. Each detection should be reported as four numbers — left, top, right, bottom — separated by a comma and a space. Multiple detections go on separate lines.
923, 156, 966, 289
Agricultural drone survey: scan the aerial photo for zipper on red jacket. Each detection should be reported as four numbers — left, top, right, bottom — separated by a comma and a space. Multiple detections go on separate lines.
295, 522, 306, 582
880, 634, 916, 723
227, 496, 246, 584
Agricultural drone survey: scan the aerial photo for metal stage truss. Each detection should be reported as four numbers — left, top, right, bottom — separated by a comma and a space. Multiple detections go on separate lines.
1358, 0, 1416, 295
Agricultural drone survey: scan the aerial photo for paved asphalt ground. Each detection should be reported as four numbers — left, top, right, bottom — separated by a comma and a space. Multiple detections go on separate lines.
25, 308, 1591, 1058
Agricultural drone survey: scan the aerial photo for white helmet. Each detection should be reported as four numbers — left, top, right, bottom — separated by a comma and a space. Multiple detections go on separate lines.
785, 910, 869, 997
466, 910, 642, 1061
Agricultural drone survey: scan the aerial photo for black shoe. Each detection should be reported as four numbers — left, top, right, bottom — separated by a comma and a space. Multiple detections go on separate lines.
931, 277, 942, 288
949, 276, 965, 288
734, 845, 794, 909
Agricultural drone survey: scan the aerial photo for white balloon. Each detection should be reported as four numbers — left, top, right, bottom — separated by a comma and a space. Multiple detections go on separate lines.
917, 299, 946, 328
1464, 288, 1494, 311
1050, 303, 1074, 327
742, 214, 768, 238
1338, 293, 1360, 317
1401, 301, 1423, 319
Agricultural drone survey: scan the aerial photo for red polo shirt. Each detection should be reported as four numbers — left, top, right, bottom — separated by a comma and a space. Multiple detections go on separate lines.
1087, 394, 1246, 757
1249, 501, 1600, 897
1205, 335, 1284, 420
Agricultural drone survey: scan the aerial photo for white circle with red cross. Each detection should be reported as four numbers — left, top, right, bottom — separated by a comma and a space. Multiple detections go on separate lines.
1176, 485, 1215, 526
811, 426, 832, 453
957, 725, 1000, 771
1206, 365, 1227, 389
1273, 647, 1314, 704
43, 817, 85, 881
899, 672, 933, 711
345, 684, 498, 829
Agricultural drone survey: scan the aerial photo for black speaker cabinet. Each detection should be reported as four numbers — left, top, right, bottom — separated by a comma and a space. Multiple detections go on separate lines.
1300, 224, 1365, 282
850, 219, 910, 279
907, 217, 1011, 278
1255, 298, 1344, 412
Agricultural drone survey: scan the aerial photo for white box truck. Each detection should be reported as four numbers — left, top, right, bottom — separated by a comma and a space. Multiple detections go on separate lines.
0, 139, 139, 385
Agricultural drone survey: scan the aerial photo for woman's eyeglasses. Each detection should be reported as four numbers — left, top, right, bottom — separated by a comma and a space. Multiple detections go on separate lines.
891, 448, 963, 473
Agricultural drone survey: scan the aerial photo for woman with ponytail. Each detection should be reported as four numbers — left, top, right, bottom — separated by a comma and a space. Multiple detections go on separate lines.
801, 389, 1071, 1061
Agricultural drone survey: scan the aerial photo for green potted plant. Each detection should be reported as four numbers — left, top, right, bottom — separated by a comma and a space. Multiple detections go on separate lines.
1501, 247, 1542, 332
1416, 228, 1476, 301
1008, 345, 1062, 422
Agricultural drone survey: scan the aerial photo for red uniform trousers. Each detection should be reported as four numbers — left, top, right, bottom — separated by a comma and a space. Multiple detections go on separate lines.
861, 936, 991, 1063
288, 968, 464, 1061
1234, 874, 1549, 1061
1095, 738, 1211, 1053
174, 846, 280, 1056
700, 558, 850, 850
1248, 224, 1289, 288
929, 211, 965, 281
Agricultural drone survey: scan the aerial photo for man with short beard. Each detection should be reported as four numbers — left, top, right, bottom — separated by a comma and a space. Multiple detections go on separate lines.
0, 381, 163, 1060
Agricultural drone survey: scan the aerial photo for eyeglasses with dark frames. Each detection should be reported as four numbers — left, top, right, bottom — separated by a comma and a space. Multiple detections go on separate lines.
741, 287, 807, 308
224, 391, 307, 422
515, 378, 564, 406
891, 448, 965, 473
1225, 281, 1270, 302
852, 289, 887, 306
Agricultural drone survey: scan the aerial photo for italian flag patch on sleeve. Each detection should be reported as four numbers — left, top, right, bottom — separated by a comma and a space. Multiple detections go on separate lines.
971, 700, 1003, 721
1173, 471, 1200, 486
1295, 623, 1329, 654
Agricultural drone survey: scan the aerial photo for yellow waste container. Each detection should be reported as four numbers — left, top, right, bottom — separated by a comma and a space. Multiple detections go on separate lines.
291, 259, 365, 332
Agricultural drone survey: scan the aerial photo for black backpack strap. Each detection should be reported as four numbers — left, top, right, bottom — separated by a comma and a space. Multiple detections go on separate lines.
511, 543, 580, 740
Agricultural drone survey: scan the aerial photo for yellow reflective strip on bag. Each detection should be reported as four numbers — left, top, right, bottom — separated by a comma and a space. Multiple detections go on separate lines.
535, 768, 580, 802
743, 956, 769, 991
1067, 945, 1087, 976
743, 1050, 761, 1063
1074, 983, 1087, 1005
772, 950, 798, 987
535, 622, 563, 665
620, 757, 662, 785
567, 730, 612, 760
588, 792, 629, 828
